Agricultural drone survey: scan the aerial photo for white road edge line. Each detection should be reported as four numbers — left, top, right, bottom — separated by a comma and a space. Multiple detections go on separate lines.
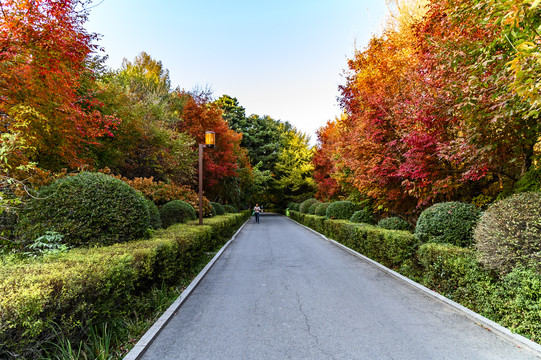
286, 215, 541, 358
124, 218, 251, 360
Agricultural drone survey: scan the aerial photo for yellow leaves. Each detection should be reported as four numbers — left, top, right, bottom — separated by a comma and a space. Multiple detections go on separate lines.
528, 0, 540, 9
385, 0, 430, 36
517, 41, 537, 51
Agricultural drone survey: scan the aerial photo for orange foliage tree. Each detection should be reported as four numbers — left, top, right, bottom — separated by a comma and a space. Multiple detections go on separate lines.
174, 92, 243, 196
0, 0, 119, 171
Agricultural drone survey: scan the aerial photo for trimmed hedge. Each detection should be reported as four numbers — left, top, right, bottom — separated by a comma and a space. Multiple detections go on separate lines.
18, 172, 150, 247
415, 201, 481, 247
288, 210, 541, 342
0, 212, 250, 358
326, 200, 356, 220
159, 200, 196, 228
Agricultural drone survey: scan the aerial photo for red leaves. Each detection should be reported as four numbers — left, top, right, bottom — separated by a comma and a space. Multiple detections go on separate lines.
1, 0, 110, 170
176, 94, 242, 191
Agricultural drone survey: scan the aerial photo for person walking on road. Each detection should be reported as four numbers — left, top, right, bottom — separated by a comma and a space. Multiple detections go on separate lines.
253, 204, 261, 223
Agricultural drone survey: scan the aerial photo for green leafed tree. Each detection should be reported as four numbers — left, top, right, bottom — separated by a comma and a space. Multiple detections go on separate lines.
273, 127, 316, 204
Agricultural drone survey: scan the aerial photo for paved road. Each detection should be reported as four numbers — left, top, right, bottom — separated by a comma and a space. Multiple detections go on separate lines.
140, 214, 539, 360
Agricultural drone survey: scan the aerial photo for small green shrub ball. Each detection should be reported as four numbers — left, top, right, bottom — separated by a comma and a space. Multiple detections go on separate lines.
377, 217, 412, 231
300, 199, 318, 214
223, 205, 237, 213
326, 201, 356, 220
415, 201, 481, 247
308, 202, 320, 215
160, 200, 197, 228
19, 172, 150, 247
210, 202, 225, 215
315, 202, 329, 216
350, 208, 374, 224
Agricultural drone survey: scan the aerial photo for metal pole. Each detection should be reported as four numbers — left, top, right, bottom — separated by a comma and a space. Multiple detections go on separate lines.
198, 143, 204, 225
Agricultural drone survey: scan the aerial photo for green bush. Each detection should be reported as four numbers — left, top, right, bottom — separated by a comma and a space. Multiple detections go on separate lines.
210, 202, 225, 215
299, 199, 318, 214
415, 202, 481, 247
474, 192, 541, 275
159, 200, 196, 228
223, 204, 237, 213
378, 217, 412, 231
287, 202, 296, 210
308, 201, 320, 215
350, 208, 374, 224
326, 201, 356, 220
18, 172, 150, 247
314, 202, 329, 216
292, 203, 301, 211
145, 198, 162, 230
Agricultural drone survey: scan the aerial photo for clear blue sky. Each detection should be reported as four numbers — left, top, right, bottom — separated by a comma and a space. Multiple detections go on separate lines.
85, 0, 388, 143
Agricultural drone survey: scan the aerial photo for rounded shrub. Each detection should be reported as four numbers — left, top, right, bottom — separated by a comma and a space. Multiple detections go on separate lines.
474, 192, 541, 275
415, 201, 481, 247
145, 198, 162, 229
315, 202, 329, 217
159, 200, 196, 228
326, 201, 356, 220
378, 217, 412, 231
300, 199, 318, 214
350, 208, 374, 224
292, 203, 301, 211
18, 172, 150, 247
223, 205, 237, 213
210, 202, 225, 215
308, 201, 320, 215
287, 202, 296, 210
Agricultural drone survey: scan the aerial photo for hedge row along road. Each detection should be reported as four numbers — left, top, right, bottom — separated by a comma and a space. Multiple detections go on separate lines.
136, 214, 539, 359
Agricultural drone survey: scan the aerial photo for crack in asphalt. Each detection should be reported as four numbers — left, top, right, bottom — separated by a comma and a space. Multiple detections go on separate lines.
294, 290, 337, 360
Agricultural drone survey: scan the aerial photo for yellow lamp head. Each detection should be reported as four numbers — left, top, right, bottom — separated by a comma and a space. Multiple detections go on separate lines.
205, 131, 215, 148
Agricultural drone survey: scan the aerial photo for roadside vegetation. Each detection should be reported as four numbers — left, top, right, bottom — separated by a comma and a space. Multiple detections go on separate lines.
1, 0, 540, 357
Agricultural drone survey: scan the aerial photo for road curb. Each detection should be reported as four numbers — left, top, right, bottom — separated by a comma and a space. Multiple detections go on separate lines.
124, 218, 250, 360
285, 216, 541, 358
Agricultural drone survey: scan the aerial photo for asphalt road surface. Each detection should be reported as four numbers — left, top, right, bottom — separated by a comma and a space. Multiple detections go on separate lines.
140, 214, 539, 360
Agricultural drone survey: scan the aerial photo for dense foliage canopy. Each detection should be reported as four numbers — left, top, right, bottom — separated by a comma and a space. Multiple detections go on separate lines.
313, 0, 540, 217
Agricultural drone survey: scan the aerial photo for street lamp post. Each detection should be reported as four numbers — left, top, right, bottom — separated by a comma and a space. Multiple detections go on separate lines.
199, 131, 215, 225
